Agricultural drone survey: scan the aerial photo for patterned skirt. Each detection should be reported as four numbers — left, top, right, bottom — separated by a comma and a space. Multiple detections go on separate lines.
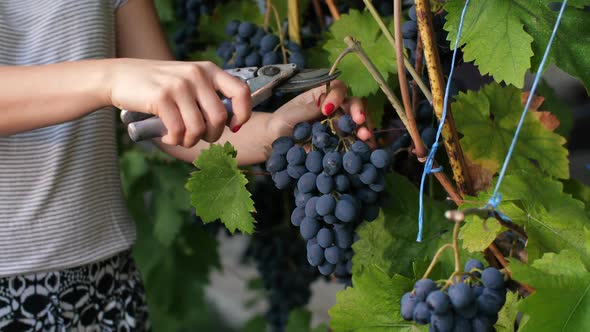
0, 250, 150, 331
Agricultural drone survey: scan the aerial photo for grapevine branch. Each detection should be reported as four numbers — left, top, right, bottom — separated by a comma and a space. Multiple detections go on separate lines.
412, 35, 425, 113
393, 0, 425, 160
287, 0, 302, 45
342, 36, 462, 205
361, 0, 432, 103
325, 0, 341, 20
414, 0, 473, 196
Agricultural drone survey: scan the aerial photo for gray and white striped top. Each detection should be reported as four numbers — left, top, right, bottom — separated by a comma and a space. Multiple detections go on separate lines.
0, 0, 135, 277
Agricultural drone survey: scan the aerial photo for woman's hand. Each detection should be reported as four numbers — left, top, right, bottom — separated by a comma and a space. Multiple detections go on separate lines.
107, 59, 251, 147
266, 80, 374, 146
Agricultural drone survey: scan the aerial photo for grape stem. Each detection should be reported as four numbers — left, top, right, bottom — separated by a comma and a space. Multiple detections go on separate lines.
325, 0, 341, 20
361, 0, 432, 103
421, 218, 461, 283
269, 4, 289, 65
393, 0, 426, 162
287, 0, 302, 45
421, 243, 453, 280
342, 36, 462, 206
414, 0, 472, 196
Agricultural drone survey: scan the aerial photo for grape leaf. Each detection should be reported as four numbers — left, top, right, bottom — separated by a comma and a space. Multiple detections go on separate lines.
328, 265, 419, 332
453, 83, 569, 179
562, 178, 590, 215
495, 291, 521, 332
367, 90, 387, 129
286, 309, 328, 332
186, 142, 256, 234
444, 0, 590, 91
510, 251, 590, 332
495, 172, 590, 266
323, 10, 397, 97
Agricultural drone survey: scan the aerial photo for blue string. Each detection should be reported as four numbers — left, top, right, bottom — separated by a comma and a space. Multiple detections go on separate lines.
486, 0, 568, 209
417, 0, 470, 242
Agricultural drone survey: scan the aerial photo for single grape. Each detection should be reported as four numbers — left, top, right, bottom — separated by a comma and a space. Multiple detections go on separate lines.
414, 279, 438, 301
305, 196, 319, 218
324, 214, 338, 225
403, 38, 417, 52
235, 42, 251, 57
334, 262, 348, 278
324, 246, 341, 264
323, 151, 342, 175
426, 290, 451, 314
482, 267, 505, 290
297, 172, 317, 193
409, 6, 417, 21
464, 259, 484, 278
402, 21, 418, 39
472, 285, 484, 298
272, 170, 291, 189
266, 153, 287, 173
272, 136, 294, 155
350, 141, 371, 162
334, 227, 353, 249
313, 132, 331, 149
299, 217, 320, 240
370, 149, 391, 169
334, 174, 350, 192
238, 21, 256, 37
316, 194, 336, 216
413, 302, 431, 325
417, 100, 434, 124
337, 114, 356, 133
225, 19, 240, 36
343, 151, 362, 174
245, 52, 261, 67
288, 51, 305, 68
262, 51, 280, 66
401, 292, 419, 321
312, 122, 328, 134
260, 34, 280, 52
290, 207, 305, 226
305, 150, 324, 174
318, 261, 335, 276
456, 301, 477, 319
317, 228, 334, 248
476, 293, 503, 316
293, 122, 312, 141
430, 313, 454, 332
250, 27, 266, 46
335, 199, 356, 223
421, 127, 437, 148
316, 172, 334, 194
471, 315, 494, 332
295, 191, 312, 207
287, 165, 307, 179
359, 163, 378, 184
448, 282, 474, 309
286, 146, 306, 165
369, 173, 386, 192
452, 316, 472, 332
307, 243, 324, 266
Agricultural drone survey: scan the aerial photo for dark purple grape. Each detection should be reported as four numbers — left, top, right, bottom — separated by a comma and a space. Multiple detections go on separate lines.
356, 188, 378, 204
297, 172, 317, 193
317, 228, 334, 248
318, 261, 335, 275
453, 316, 472, 332
421, 127, 437, 148
370, 149, 391, 168
334, 174, 350, 192
335, 199, 356, 223
414, 279, 438, 301
266, 153, 287, 173
260, 34, 280, 52
307, 244, 324, 266
361, 204, 379, 222
316, 173, 334, 194
262, 51, 280, 66
290, 206, 305, 226
402, 21, 418, 39
238, 21, 256, 38
482, 267, 505, 290
359, 163, 378, 184
350, 141, 371, 162
413, 302, 431, 325
337, 114, 356, 133
430, 313, 453, 332
288, 51, 305, 68
334, 227, 353, 249
286, 146, 306, 165
471, 315, 494, 332
448, 282, 474, 309
225, 19, 240, 36
324, 214, 338, 225
305, 150, 324, 174
272, 170, 291, 189
312, 122, 328, 134
245, 52, 261, 67
272, 136, 294, 155
401, 292, 419, 321
305, 196, 319, 218
300, 217, 320, 240
323, 151, 342, 175
464, 259, 484, 277
313, 132, 331, 149
287, 165, 307, 179
343, 151, 362, 174
293, 122, 312, 141
235, 42, 251, 56
324, 246, 341, 264
426, 290, 451, 314
316, 194, 336, 216
295, 191, 312, 207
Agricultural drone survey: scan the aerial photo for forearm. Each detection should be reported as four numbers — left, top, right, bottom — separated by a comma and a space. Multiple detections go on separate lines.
156, 112, 275, 166
0, 60, 112, 136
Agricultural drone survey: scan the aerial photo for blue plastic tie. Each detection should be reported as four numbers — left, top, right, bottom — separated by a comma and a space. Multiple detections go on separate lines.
485, 0, 568, 209
417, 0, 470, 242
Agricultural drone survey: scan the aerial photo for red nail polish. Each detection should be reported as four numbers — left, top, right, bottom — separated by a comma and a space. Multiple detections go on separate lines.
231, 125, 241, 133
324, 103, 335, 116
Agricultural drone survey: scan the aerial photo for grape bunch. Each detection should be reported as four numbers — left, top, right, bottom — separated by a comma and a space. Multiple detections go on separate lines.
243, 178, 320, 332
173, 0, 216, 60
217, 20, 305, 70
401, 259, 508, 332
266, 113, 391, 277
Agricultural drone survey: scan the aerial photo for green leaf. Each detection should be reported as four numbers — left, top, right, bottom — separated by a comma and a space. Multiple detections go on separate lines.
444, 0, 590, 91
329, 265, 417, 332
562, 178, 590, 215
286, 309, 328, 332
497, 172, 590, 265
323, 10, 397, 97
186, 142, 256, 234
367, 90, 387, 129
531, 249, 589, 278
198, 0, 264, 45
510, 251, 590, 332
459, 191, 504, 253
154, 0, 175, 23
242, 315, 268, 332
453, 83, 569, 179
495, 291, 521, 332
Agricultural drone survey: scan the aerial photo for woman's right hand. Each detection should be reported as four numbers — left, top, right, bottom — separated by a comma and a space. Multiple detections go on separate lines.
107, 59, 251, 147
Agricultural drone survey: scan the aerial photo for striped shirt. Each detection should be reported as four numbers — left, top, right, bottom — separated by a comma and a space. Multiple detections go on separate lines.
0, 0, 135, 276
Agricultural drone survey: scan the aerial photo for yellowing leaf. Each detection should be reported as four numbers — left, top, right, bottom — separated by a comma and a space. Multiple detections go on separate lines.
453, 83, 569, 179
186, 142, 256, 234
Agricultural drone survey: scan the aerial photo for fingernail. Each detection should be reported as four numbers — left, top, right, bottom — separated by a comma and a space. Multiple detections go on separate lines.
231, 125, 241, 133
324, 103, 335, 116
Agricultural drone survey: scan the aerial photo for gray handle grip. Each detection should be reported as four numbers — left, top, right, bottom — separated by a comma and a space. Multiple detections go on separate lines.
126, 98, 234, 142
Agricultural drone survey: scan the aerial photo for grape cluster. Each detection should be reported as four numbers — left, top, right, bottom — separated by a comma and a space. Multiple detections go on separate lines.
266, 114, 391, 276
173, 0, 216, 60
401, 259, 508, 332
243, 179, 320, 332
217, 20, 305, 70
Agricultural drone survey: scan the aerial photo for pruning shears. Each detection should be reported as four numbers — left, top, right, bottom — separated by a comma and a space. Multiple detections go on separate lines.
120, 64, 341, 142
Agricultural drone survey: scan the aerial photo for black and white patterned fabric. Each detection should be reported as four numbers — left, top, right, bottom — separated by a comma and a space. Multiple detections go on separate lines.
0, 250, 150, 331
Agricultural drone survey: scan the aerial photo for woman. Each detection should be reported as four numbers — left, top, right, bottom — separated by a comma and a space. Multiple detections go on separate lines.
0, 0, 371, 330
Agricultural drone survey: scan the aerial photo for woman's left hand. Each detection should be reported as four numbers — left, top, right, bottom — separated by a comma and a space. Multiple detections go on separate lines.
266, 80, 374, 145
